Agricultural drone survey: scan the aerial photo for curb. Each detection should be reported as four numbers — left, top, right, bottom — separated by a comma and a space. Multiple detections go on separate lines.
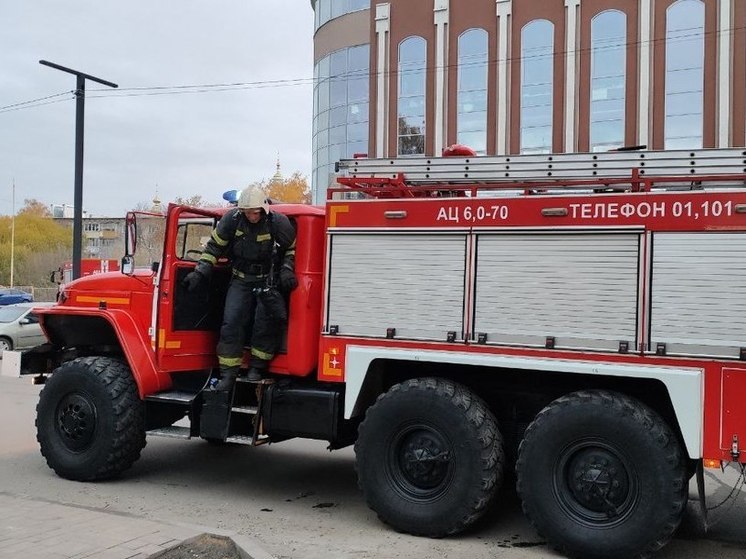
232, 533, 276, 559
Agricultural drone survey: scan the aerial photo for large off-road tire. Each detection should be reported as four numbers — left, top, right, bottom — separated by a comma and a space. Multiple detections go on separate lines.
36, 356, 146, 481
355, 377, 503, 537
516, 390, 687, 559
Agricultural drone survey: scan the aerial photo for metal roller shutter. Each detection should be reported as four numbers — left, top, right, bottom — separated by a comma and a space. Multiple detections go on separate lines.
474, 233, 640, 351
651, 232, 746, 358
326, 233, 467, 340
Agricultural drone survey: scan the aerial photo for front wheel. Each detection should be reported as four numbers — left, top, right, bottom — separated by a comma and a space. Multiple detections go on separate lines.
355, 378, 504, 537
0, 336, 12, 352
36, 356, 146, 481
516, 390, 687, 559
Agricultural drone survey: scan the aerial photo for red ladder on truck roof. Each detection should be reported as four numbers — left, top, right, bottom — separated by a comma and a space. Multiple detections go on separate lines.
333, 147, 746, 199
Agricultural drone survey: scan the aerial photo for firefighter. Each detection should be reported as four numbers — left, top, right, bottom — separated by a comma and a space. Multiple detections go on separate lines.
182, 185, 297, 392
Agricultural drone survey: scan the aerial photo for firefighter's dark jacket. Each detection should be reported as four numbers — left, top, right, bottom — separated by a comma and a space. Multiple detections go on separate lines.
195, 208, 296, 278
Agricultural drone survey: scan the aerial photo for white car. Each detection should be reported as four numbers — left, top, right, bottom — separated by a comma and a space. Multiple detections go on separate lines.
0, 302, 55, 354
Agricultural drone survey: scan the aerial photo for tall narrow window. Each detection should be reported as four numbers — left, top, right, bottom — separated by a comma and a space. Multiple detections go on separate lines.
665, 0, 705, 149
520, 20, 554, 154
457, 28, 488, 154
590, 10, 626, 152
398, 36, 426, 155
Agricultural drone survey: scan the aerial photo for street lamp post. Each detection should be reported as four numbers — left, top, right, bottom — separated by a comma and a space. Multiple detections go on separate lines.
39, 60, 117, 280
10, 179, 15, 288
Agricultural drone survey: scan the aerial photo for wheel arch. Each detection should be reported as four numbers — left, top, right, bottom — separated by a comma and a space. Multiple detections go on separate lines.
42, 310, 162, 396
344, 347, 702, 459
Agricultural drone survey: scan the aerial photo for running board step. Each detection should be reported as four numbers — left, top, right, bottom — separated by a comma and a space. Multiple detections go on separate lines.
225, 434, 270, 446
145, 390, 199, 404
147, 426, 192, 439
236, 377, 274, 385
231, 405, 259, 415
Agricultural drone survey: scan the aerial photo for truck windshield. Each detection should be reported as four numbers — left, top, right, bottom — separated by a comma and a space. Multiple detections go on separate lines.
132, 214, 166, 268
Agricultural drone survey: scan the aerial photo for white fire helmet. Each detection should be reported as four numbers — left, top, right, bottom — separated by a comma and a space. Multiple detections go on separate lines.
237, 185, 269, 213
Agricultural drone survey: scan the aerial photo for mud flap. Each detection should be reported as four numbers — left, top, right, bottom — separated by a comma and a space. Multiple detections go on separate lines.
200, 390, 232, 440
19, 343, 59, 375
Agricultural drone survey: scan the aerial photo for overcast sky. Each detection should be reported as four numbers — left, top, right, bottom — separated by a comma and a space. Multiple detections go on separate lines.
0, 0, 314, 217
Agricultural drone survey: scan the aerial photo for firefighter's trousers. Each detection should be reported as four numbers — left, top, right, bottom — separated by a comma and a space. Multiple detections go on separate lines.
216, 276, 286, 382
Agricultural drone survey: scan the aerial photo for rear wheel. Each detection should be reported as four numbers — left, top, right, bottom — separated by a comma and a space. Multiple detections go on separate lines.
355, 377, 503, 537
36, 356, 146, 481
516, 390, 687, 559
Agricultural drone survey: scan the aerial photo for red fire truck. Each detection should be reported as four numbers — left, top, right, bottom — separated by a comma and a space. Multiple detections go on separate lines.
51, 259, 120, 286
23, 147, 746, 559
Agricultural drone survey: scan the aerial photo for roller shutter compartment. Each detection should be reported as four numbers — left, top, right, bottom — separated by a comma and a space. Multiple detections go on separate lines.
474, 232, 640, 351
651, 232, 746, 358
326, 233, 467, 340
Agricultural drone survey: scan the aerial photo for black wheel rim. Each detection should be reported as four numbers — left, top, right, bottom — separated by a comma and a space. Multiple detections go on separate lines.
55, 392, 97, 452
554, 438, 638, 527
386, 423, 455, 502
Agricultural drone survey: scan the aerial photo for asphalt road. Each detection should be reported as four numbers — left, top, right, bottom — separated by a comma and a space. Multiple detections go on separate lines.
1, 375, 745, 559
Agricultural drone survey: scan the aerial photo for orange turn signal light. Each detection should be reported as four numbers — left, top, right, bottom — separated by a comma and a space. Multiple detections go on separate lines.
703, 458, 721, 469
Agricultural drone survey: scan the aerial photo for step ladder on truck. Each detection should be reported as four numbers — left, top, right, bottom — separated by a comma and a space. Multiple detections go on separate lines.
19, 146, 746, 559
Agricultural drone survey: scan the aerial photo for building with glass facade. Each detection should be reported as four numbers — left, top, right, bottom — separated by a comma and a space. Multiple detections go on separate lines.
311, 0, 746, 201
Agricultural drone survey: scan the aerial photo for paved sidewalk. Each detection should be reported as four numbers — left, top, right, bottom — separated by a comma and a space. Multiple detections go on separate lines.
0, 493, 273, 559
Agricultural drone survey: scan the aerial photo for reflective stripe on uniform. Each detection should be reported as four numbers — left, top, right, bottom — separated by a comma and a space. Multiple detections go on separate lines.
286, 239, 296, 257
218, 356, 243, 367
200, 253, 217, 265
256, 233, 271, 242
212, 229, 229, 246
250, 347, 273, 361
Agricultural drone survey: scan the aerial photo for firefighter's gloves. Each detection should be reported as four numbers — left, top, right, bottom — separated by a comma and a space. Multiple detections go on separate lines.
279, 265, 298, 291
183, 270, 206, 292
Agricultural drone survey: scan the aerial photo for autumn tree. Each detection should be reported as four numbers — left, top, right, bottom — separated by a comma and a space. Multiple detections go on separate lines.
173, 195, 206, 208
18, 198, 53, 217
266, 172, 311, 204
0, 200, 72, 286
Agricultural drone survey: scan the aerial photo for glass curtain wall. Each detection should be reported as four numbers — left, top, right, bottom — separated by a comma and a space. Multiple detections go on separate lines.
520, 20, 554, 154
590, 10, 626, 151
398, 36, 427, 156
457, 28, 489, 154
664, 0, 705, 149
312, 44, 370, 204
314, 0, 370, 31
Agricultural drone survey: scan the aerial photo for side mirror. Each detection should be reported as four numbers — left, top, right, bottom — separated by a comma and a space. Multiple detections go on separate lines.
18, 317, 31, 325
124, 211, 137, 258
121, 255, 135, 275
122, 212, 137, 276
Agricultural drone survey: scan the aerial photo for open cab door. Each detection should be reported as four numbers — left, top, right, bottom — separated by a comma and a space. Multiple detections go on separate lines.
154, 204, 228, 373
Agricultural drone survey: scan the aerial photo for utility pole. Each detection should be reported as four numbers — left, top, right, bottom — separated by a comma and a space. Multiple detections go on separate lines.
39, 60, 117, 280
10, 179, 15, 288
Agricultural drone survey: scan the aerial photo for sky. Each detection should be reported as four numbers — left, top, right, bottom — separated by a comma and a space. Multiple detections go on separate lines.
0, 0, 315, 217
